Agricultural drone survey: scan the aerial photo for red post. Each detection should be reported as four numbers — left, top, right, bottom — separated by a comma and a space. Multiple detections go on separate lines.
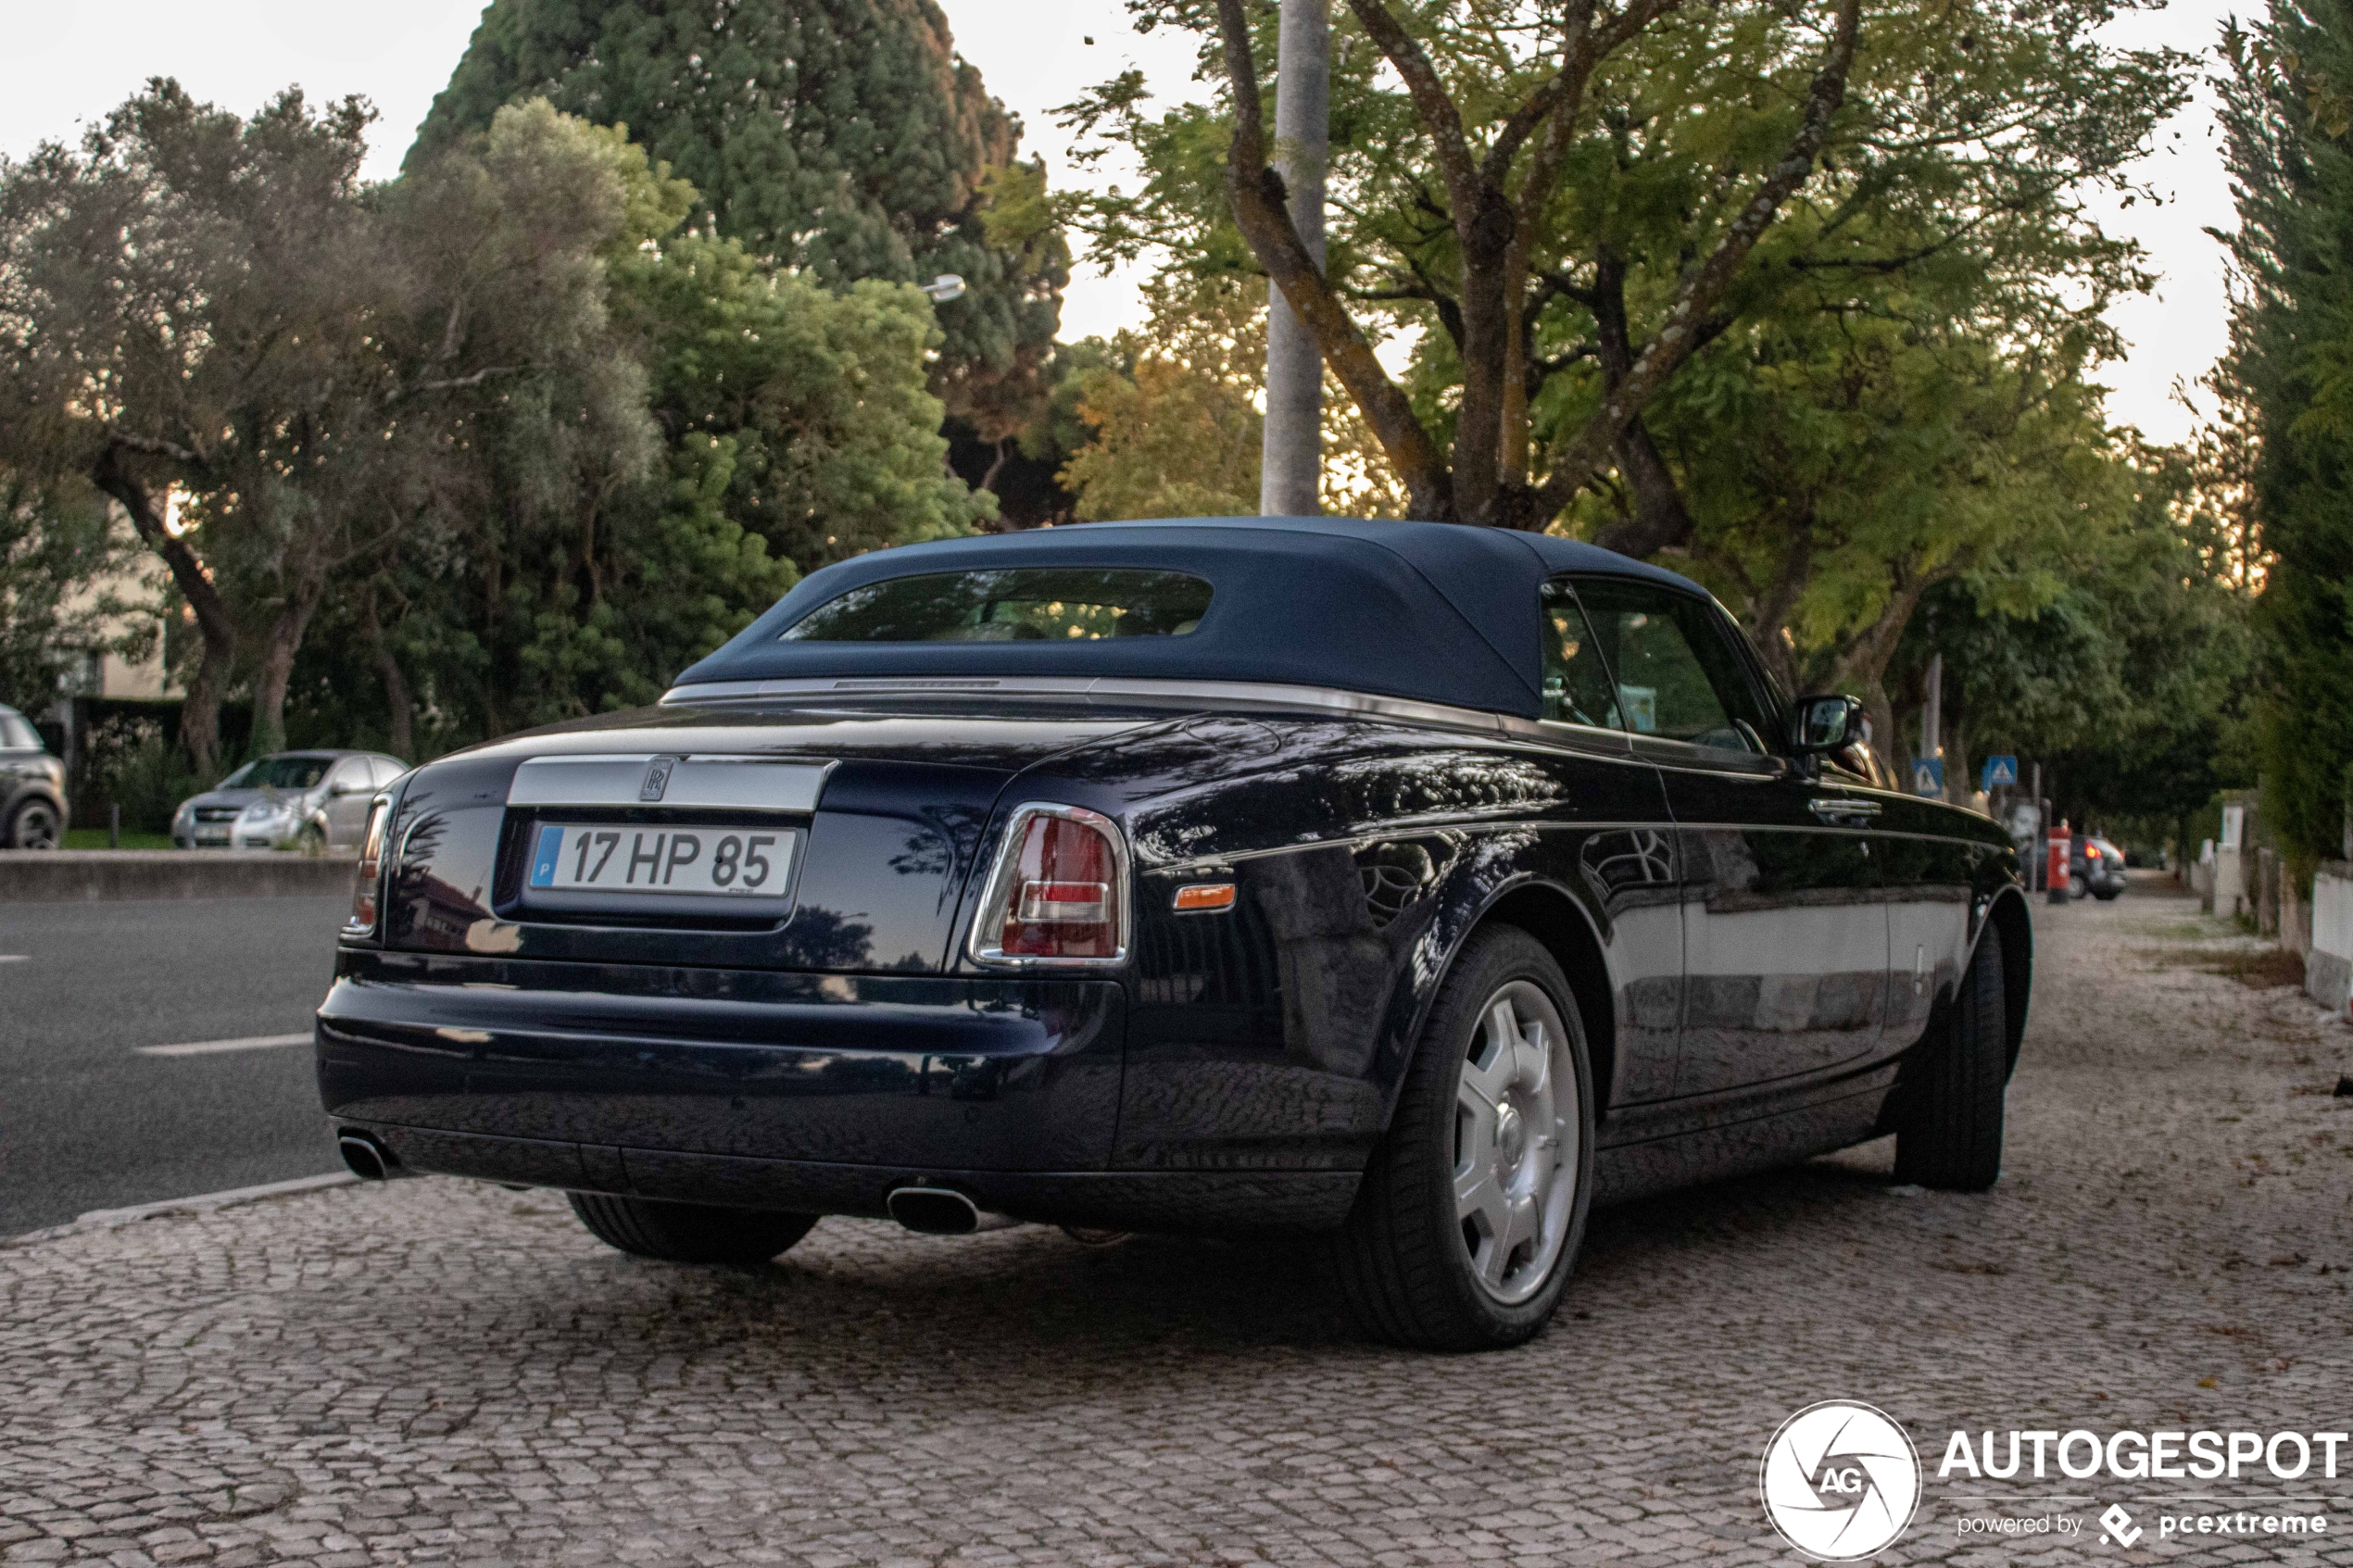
2046, 819, 2072, 904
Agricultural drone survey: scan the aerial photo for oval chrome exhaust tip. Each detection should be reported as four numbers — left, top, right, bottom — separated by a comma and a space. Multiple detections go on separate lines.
337, 1133, 394, 1183
886, 1185, 980, 1236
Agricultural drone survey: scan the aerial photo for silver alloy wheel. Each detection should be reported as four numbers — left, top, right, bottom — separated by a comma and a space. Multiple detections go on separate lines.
1453, 980, 1578, 1305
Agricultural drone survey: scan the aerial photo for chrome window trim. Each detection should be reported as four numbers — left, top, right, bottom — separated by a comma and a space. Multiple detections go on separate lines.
964, 802, 1132, 972
662, 675, 1541, 738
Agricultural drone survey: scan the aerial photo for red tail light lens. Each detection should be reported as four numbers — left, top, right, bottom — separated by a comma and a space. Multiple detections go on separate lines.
347, 798, 390, 935
970, 805, 1128, 965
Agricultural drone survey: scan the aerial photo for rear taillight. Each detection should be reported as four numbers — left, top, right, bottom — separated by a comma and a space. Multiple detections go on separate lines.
346, 797, 391, 935
967, 804, 1128, 967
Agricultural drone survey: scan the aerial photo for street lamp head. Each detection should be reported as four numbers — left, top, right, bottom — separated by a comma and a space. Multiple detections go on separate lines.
921, 274, 966, 303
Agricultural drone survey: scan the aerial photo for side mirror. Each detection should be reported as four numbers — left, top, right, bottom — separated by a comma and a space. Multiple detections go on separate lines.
1789, 694, 1867, 756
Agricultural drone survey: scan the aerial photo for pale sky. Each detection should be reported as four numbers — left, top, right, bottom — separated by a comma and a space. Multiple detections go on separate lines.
0, 0, 2240, 445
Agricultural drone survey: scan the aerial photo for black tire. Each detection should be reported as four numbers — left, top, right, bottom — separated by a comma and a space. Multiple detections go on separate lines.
296, 822, 328, 858
567, 1193, 818, 1264
2068, 873, 2087, 901
1334, 925, 1596, 1352
1894, 922, 2008, 1191
2093, 888, 2121, 903
6, 797, 60, 850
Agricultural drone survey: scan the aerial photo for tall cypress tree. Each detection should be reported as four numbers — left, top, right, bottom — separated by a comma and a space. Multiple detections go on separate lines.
2217, 6, 2353, 862
410, 0, 1067, 445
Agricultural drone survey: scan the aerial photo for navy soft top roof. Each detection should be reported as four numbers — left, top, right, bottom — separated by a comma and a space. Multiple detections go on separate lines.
673, 517, 1707, 721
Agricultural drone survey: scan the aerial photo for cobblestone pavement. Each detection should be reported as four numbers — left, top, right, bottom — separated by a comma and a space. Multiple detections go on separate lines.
4, 884, 2350, 1566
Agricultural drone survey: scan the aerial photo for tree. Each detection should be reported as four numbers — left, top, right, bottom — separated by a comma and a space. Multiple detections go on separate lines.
411, 0, 1071, 459
1895, 449, 2255, 837
0, 476, 143, 712
2215, 4, 2353, 864
1056, 274, 1404, 520
0, 82, 403, 770
1063, 0, 2183, 533
611, 233, 988, 571
302, 111, 981, 748
1620, 265, 2141, 748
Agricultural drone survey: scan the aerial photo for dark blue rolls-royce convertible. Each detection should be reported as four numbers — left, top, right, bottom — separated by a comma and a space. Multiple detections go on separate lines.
319, 518, 2031, 1349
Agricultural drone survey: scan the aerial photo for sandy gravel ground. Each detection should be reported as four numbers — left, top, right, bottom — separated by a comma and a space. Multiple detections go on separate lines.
1, 877, 2348, 1566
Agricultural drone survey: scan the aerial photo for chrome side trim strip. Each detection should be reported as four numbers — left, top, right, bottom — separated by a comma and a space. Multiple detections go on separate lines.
660, 675, 1559, 739
509, 754, 833, 811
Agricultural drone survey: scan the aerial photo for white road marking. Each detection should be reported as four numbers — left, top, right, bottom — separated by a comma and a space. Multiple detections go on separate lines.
135, 1032, 312, 1058
0, 955, 28, 962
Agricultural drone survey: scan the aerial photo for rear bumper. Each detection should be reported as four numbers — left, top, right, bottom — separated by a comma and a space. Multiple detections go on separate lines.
330, 1121, 1358, 1231
317, 948, 1359, 1232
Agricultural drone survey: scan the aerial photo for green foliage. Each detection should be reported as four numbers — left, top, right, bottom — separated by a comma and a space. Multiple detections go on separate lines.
0, 79, 402, 764
0, 477, 143, 711
611, 233, 988, 569
2218, 2, 2353, 861
288, 106, 979, 746
414, 0, 1070, 440
2, 79, 978, 759
1053, 275, 1408, 521
1898, 449, 2256, 827
1060, 278, 1265, 521
1641, 292, 2135, 717
1060, 0, 2184, 524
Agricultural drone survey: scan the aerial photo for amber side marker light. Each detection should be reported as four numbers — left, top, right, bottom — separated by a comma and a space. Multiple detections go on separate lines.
1173, 883, 1236, 913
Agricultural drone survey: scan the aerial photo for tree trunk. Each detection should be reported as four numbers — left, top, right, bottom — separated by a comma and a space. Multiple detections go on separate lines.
92, 446, 236, 776
1450, 192, 1516, 525
1740, 520, 1815, 697
363, 592, 415, 761
249, 596, 321, 758
1588, 420, 1695, 558
1583, 247, 1696, 558
175, 649, 230, 783
1261, 0, 1329, 517
1830, 576, 1934, 771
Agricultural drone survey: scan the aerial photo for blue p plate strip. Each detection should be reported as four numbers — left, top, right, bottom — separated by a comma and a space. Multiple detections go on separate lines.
530, 824, 563, 888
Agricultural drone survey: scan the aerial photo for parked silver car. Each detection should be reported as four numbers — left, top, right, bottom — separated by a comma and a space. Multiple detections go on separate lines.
173, 751, 407, 852
0, 704, 68, 848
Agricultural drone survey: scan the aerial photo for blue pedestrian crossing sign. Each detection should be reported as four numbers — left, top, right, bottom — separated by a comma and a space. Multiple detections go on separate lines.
1912, 757, 1944, 797
1981, 755, 2019, 791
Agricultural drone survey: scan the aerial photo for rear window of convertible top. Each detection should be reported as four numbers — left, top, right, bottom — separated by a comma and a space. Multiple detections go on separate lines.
779, 568, 1214, 643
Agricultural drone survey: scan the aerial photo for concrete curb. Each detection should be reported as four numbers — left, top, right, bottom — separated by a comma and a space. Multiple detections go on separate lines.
0, 849, 358, 901
2, 1171, 358, 1251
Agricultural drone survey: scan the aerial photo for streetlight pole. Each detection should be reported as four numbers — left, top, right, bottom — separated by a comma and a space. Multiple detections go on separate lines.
1260, 0, 1328, 518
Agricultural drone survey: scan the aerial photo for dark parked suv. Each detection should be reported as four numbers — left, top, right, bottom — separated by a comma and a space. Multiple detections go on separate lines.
0, 704, 68, 849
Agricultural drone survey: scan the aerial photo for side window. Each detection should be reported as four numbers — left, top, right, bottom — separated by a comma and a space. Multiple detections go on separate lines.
369, 757, 405, 787
1569, 579, 1772, 755
0, 714, 37, 751
1539, 581, 1622, 730
328, 758, 371, 792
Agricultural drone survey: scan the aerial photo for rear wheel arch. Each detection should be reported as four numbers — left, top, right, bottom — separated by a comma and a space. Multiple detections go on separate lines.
1979, 887, 2033, 1076
1441, 880, 1619, 1118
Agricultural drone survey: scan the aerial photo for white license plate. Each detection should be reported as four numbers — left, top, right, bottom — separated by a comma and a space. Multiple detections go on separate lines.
526, 822, 795, 897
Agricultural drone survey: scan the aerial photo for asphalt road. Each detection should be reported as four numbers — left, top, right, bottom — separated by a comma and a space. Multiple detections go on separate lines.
0, 895, 349, 1237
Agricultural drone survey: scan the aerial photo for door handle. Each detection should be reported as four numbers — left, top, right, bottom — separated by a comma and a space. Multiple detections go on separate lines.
1809, 797, 1881, 822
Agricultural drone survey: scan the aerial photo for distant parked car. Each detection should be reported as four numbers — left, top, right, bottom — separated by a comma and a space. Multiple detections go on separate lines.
174, 751, 407, 852
0, 704, 68, 849
2072, 835, 2127, 902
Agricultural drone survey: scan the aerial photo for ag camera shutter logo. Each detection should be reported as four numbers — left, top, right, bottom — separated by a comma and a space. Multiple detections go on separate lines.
1761, 1400, 1922, 1561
